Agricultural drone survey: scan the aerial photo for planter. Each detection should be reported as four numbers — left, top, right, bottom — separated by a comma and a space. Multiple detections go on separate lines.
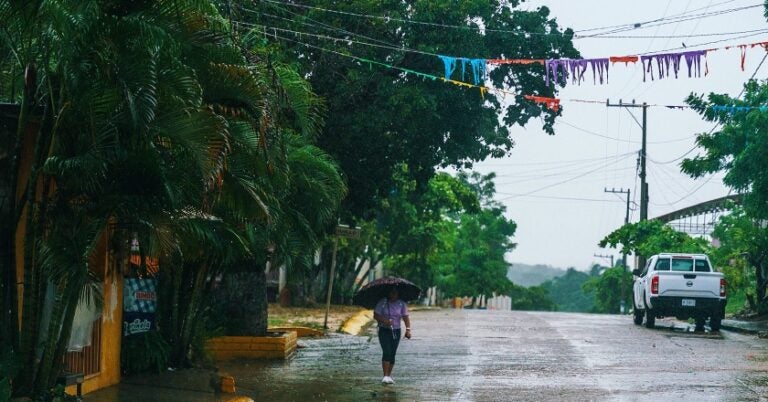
206, 332, 297, 360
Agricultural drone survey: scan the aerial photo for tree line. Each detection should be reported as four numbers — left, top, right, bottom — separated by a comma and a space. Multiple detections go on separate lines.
0, 0, 576, 398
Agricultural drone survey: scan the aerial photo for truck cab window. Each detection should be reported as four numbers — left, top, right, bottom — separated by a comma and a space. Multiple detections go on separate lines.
655, 259, 670, 271
694, 260, 711, 272
671, 259, 694, 272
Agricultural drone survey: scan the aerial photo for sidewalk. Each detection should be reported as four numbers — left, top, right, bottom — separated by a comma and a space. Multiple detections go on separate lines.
721, 317, 768, 335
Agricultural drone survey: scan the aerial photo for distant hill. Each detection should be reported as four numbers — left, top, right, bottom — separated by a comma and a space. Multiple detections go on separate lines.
507, 263, 568, 287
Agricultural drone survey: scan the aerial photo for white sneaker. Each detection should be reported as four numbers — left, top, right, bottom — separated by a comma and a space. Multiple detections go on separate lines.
382, 376, 395, 384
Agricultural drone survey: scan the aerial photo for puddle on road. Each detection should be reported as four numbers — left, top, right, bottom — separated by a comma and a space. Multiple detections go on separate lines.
649, 320, 725, 339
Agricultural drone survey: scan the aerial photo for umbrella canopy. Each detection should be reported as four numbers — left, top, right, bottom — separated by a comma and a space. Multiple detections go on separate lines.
353, 277, 422, 309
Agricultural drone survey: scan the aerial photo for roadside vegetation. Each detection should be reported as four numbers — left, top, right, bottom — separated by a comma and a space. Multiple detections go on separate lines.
0, 0, 577, 398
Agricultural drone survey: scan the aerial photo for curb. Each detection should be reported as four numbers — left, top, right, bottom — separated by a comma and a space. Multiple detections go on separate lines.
721, 322, 762, 335
339, 309, 374, 335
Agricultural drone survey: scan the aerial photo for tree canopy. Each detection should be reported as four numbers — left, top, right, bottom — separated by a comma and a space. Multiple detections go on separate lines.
242, 0, 578, 216
599, 220, 711, 259
684, 80, 768, 219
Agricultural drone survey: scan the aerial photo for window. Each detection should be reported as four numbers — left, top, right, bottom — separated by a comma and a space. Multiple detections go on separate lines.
694, 260, 711, 272
655, 258, 670, 271
671, 258, 694, 272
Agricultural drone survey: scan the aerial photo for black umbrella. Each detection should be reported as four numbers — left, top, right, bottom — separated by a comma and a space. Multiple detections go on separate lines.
353, 277, 422, 309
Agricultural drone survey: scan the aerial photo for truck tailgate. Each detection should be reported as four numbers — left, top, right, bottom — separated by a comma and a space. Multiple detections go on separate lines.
656, 271, 722, 298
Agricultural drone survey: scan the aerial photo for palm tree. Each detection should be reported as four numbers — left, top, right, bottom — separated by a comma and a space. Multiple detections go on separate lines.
0, 0, 346, 394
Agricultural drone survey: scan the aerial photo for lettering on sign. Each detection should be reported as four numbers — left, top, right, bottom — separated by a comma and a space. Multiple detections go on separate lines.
335, 225, 361, 239
123, 318, 153, 336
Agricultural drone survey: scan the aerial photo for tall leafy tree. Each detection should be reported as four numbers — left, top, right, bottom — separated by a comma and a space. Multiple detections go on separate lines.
710, 206, 768, 310
240, 0, 578, 217
0, 0, 344, 393
599, 220, 711, 260
684, 80, 768, 219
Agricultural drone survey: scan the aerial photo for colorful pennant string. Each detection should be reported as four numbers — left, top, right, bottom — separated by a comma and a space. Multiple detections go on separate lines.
524, 95, 560, 112
438, 39, 768, 87
639, 50, 707, 81
710, 105, 768, 113
486, 59, 544, 65
609, 56, 639, 65
545, 58, 610, 86
438, 55, 486, 85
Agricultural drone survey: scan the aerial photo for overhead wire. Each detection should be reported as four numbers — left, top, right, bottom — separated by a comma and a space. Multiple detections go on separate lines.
557, 120, 696, 144
575, 0, 740, 32
495, 165, 638, 186
580, 3, 764, 38
241, 8, 768, 60
493, 194, 627, 203
498, 153, 635, 200
489, 151, 637, 175
257, 0, 763, 40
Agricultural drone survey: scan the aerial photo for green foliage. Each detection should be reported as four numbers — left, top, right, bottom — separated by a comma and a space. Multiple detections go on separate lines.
120, 331, 170, 376
710, 206, 768, 312
0, 348, 17, 402
248, 0, 578, 216
510, 284, 556, 311
382, 171, 516, 297
1, 0, 345, 394
541, 268, 596, 312
599, 220, 710, 258
582, 267, 633, 314
684, 80, 768, 219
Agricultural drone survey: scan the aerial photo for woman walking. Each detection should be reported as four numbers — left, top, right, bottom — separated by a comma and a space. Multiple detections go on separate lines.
373, 288, 411, 384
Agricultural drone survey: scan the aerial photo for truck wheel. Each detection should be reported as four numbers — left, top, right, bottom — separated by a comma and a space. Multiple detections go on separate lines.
633, 308, 643, 325
695, 318, 705, 332
644, 308, 655, 329
710, 316, 722, 332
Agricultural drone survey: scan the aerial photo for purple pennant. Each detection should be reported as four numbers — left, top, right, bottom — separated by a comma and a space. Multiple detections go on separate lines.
640, 50, 707, 81
545, 58, 610, 86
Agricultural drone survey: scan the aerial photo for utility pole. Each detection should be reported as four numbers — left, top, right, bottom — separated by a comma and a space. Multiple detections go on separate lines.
606, 99, 649, 271
594, 253, 615, 268
604, 187, 631, 268
323, 225, 361, 331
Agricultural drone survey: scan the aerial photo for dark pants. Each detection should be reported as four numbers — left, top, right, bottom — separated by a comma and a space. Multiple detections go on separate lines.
378, 327, 401, 364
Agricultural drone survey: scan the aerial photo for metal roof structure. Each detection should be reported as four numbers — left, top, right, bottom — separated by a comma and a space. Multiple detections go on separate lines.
653, 194, 744, 224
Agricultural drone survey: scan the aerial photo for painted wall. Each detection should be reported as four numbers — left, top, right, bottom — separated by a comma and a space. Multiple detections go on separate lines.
13, 125, 122, 395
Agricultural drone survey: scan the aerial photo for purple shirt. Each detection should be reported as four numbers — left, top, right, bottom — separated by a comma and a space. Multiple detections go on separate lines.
374, 298, 409, 330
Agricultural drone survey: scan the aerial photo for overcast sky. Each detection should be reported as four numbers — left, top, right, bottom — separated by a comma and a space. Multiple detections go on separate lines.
471, 0, 768, 270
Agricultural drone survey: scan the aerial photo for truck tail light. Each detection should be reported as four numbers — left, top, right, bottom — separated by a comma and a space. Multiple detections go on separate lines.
720, 278, 726, 297
651, 275, 659, 295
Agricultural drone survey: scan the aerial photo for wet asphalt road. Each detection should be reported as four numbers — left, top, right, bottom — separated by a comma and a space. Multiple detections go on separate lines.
219, 309, 768, 401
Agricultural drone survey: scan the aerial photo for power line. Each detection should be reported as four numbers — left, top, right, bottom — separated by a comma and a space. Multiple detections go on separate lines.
581, 3, 764, 38
239, 16, 768, 73
480, 152, 635, 167
558, 120, 695, 144
495, 165, 637, 186
580, 28, 768, 39
499, 154, 634, 200
575, 0, 742, 32
493, 193, 627, 203
257, 0, 763, 39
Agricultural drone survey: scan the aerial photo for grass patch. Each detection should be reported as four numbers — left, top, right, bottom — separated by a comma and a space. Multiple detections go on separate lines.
726, 289, 748, 316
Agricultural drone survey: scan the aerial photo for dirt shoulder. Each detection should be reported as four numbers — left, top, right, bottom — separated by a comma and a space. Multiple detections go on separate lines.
268, 304, 363, 332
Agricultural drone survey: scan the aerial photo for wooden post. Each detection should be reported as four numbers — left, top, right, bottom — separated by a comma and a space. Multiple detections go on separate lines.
323, 236, 339, 331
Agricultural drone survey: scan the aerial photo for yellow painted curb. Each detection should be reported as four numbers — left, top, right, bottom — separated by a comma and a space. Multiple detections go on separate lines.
339, 309, 374, 335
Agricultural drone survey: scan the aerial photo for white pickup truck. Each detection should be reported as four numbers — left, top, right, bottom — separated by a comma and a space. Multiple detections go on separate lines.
632, 253, 727, 331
